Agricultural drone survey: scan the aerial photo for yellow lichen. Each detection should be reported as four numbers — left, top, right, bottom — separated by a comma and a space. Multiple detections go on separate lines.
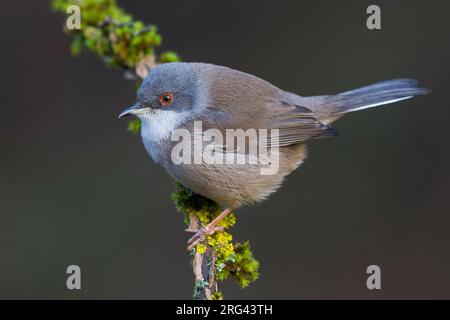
195, 243, 207, 254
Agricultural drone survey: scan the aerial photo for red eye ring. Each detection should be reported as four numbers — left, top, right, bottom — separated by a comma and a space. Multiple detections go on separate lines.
159, 92, 174, 107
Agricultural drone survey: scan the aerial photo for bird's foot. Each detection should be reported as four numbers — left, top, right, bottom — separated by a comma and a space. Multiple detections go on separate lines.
186, 225, 224, 251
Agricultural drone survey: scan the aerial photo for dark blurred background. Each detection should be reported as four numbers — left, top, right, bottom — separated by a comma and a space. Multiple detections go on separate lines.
1, 0, 450, 299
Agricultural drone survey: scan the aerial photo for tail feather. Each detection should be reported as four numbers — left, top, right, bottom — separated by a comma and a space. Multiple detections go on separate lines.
331, 79, 430, 115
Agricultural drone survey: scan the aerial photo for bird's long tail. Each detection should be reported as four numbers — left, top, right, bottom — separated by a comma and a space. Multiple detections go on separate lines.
325, 79, 430, 116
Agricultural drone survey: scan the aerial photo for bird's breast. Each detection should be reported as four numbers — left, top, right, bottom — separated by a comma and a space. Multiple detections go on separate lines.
140, 110, 185, 163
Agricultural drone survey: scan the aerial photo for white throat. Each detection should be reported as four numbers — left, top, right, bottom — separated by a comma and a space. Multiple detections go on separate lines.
139, 109, 185, 143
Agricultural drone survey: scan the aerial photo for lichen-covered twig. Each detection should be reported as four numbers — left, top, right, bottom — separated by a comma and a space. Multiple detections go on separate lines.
172, 182, 260, 298
52, 0, 179, 133
52, 0, 259, 299
189, 213, 218, 300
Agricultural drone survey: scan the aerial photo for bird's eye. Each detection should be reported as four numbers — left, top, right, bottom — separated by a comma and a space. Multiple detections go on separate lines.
159, 92, 174, 107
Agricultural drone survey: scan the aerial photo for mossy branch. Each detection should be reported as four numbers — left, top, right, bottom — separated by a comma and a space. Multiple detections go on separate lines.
52, 0, 259, 299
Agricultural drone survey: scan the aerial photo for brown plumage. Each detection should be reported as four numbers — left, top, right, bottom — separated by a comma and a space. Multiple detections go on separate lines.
119, 62, 429, 247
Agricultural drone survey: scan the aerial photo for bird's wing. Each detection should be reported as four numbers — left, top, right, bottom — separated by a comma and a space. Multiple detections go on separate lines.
267, 102, 338, 147
203, 101, 336, 149
194, 64, 337, 147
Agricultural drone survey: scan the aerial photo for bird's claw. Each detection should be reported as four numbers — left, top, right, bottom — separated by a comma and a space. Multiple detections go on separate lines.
186, 225, 224, 251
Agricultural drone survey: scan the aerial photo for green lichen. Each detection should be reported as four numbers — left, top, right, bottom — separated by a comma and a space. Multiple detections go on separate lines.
193, 278, 209, 300
158, 51, 181, 64
224, 241, 260, 288
172, 181, 260, 290
127, 119, 141, 134
52, 0, 163, 68
51, 0, 179, 133
209, 291, 223, 300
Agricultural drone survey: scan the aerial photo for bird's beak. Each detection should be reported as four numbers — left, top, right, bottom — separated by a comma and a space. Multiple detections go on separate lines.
118, 103, 142, 118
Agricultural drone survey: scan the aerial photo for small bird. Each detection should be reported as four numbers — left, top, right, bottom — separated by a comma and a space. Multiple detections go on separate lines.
119, 62, 428, 250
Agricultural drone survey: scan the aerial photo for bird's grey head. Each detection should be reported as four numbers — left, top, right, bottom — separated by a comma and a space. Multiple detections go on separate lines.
118, 62, 208, 145
118, 62, 202, 120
